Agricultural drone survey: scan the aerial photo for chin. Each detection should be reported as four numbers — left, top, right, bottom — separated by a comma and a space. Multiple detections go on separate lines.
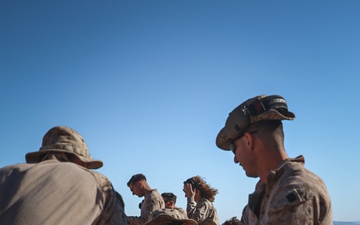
246, 173, 259, 179
245, 171, 257, 178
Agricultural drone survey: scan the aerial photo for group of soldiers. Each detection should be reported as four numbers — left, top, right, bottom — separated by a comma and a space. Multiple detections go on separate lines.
0, 94, 333, 225
126, 173, 219, 225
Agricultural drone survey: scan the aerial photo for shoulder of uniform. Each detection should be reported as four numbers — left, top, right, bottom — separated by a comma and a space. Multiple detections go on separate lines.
87, 170, 113, 189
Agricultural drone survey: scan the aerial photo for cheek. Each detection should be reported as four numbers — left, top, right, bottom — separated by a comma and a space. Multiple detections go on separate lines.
133, 188, 137, 194
235, 146, 246, 164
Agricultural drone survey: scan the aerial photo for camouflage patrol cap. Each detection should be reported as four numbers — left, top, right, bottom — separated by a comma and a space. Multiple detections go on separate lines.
216, 95, 295, 150
25, 126, 103, 169
145, 209, 197, 225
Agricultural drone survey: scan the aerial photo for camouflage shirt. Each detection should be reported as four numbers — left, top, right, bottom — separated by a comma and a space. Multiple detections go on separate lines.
0, 159, 127, 225
187, 197, 219, 225
175, 207, 187, 218
240, 156, 332, 225
128, 189, 165, 225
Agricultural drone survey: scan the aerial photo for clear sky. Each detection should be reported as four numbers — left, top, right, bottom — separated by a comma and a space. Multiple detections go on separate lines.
1, 0, 359, 223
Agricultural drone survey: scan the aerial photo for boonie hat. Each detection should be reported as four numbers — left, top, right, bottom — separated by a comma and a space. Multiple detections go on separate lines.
216, 94, 295, 150
145, 208, 197, 225
26, 126, 103, 169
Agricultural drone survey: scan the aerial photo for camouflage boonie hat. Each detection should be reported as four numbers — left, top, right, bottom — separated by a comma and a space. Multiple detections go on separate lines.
26, 126, 103, 169
216, 94, 295, 150
145, 209, 197, 225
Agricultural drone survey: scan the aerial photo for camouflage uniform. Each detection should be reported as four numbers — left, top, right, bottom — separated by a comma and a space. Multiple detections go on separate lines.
128, 189, 165, 225
0, 126, 127, 225
0, 160, 126, 225
215, 95, 333, 225
187, 197, 219, 225
175, 207, 187, 217
145, 208, 197, 225
240, 156, 332, 225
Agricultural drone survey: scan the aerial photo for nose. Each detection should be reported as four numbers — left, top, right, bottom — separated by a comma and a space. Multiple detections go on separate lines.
234, 155, 239, 164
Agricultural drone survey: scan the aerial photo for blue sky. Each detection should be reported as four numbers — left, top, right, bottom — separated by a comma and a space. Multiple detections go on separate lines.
1, 0, 359, 222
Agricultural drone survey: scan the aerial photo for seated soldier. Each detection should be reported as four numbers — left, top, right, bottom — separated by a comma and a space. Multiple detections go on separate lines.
0, 126, 127, 225
161, 192, 187, 217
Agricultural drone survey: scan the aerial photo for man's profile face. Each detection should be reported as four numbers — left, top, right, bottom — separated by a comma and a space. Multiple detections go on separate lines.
232, 132, 258, 178
129, 182, 143, 197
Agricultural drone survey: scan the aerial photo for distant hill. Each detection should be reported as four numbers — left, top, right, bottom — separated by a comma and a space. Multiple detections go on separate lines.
333, 222, 360, 225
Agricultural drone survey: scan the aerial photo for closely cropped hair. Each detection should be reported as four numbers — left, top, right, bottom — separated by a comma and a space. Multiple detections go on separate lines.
161, 192, 177, 203
191, 176, 218, 202
251, 120, 284, 142
127, 173, 147, 186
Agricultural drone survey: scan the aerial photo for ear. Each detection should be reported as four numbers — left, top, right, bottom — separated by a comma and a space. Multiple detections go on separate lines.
137, 181, 143, 187
243, 132, 255, 150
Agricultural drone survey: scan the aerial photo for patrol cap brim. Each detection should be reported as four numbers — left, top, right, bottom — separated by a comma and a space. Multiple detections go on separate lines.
25, 126, 103, 169
216, 95, 295, 151
26, 149, 103, 169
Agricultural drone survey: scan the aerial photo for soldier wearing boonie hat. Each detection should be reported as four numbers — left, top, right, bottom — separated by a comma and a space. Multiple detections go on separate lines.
25, 126, 103, 169
216, 94, 295, 150
0, 126, 127, 225
145, 208, 197, 225
216, 95, 332, 225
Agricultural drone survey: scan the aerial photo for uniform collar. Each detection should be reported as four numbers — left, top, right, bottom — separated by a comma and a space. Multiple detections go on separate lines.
267, 155, 305, 184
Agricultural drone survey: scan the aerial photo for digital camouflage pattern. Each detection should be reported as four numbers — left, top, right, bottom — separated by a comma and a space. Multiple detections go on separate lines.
216, 95, 295, 151
26, 126, 103, 169
240, 156, 332, 225
128, 189, 165, 225
0, 160, 127, 225
187, 197, 219, 225
0, 126, 127, 225
174, 207, 187, 218
145, 208, 197, 225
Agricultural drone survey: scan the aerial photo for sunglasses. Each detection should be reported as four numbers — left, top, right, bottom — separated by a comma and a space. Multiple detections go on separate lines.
183, 178, 196, 190
229, 130, 258, 154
